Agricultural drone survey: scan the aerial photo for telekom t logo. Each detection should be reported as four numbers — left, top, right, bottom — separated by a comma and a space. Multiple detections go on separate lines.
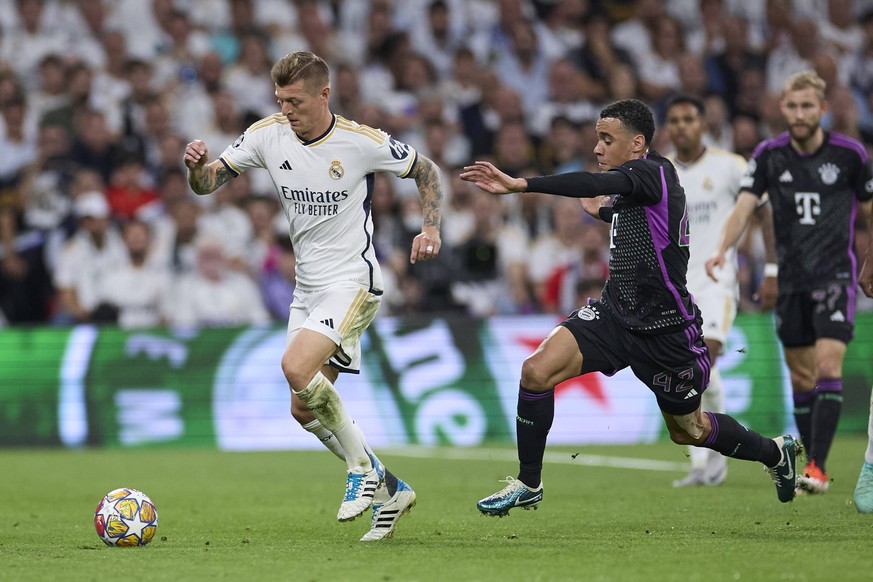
794, 192, 821, 225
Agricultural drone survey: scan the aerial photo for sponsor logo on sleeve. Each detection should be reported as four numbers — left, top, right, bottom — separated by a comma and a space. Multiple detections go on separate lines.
387, 137, 411, 160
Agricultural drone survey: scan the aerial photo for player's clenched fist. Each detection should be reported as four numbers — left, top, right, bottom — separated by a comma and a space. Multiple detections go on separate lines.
184, 140, 209, 168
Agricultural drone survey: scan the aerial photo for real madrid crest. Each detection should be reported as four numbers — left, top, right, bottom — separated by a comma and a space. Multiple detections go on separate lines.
329, 160, 344, 180
818, 162, 839, 185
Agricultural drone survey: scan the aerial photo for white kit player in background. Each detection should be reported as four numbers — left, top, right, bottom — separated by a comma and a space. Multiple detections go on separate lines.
664, 95, 776, 487
183, 51, 444, 541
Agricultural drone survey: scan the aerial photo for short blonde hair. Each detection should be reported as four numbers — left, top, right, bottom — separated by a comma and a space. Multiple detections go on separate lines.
783, 70, 826, 102
270, 51, 330, 92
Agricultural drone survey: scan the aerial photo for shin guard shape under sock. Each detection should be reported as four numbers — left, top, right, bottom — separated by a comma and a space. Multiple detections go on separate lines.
301, 419, 345, 461
793, 389, 816, 453
516, 385, 554, 488
810, 379, 843, 471
703, 412, 780, 466
295, 372, 370, 470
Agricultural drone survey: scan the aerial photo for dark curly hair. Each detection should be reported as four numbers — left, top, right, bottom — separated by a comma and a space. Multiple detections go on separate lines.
599, 99, 655, 146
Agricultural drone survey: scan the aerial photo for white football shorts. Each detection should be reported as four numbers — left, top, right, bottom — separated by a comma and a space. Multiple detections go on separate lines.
690, 279, 737, 348
286, 282, 382, 373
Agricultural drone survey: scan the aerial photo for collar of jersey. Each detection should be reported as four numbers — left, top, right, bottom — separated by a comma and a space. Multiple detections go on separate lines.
672, 146, 707, 169
295, 114, 336, 147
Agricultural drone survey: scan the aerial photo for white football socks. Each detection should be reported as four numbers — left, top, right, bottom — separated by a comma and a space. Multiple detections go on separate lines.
295, 372, 372, 472
302, 418, 381, 468
302, 418, 345, 461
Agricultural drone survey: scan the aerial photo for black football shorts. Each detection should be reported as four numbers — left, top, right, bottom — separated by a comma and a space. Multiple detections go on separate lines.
559, 301, 711, 416
775, 283, 855, 347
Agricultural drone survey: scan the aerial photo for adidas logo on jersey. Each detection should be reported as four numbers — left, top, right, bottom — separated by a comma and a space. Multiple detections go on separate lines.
779, 170, 793, 183
320, 318, 334, 328
279, 160, 293, 170
830, 310, 845, 322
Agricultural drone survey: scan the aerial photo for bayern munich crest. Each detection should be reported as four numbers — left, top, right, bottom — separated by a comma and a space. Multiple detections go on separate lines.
576, 305, 600, 321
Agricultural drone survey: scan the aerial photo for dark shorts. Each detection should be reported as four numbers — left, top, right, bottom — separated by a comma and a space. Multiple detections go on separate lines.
775, 284, 855, 347
559, 301, 711, 416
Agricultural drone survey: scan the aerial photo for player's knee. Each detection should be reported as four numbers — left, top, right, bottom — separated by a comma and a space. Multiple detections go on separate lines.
815, 361, 841, 380
281, 355, 308, 391
280, 355, 295, 382
520, 356, 553, 392
290, 399, 314, 425
789, 369, 815, 391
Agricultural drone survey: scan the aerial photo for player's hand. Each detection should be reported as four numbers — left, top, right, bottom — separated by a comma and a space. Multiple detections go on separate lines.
459, 161, 525, 195
705, 253, 724, 282
860, 258, 873, 298
183, 140, 209, 169
580, 195, 610, 219
410, 228, 441, 264
755, 275, 778, 310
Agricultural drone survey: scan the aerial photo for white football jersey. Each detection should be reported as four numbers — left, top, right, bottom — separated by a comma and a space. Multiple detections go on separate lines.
219, 114, 418, 291
667, 146, 746, 293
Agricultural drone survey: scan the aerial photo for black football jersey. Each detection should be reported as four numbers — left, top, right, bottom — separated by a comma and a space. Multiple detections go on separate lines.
604, 154, 698, 332
526, 152, 698, 332
741, 131, 873, 292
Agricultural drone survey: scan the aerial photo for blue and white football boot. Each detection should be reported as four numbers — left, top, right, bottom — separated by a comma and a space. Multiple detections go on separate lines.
477, 477, 543, 517
360, 471, 416, 541
337, 466, 380, 522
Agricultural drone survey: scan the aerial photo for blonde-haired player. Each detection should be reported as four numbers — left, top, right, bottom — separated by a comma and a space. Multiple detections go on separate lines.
708, 71, 873, 499
184, 51, 444, 540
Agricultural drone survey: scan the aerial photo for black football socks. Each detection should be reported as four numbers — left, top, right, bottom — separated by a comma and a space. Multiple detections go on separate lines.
702, 411, 781, 467
516, 385, 554, 489
793, 388, 815, 456
810, 378, 843, 471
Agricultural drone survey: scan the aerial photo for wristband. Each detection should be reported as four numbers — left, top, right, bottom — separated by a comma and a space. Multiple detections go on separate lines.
763, 263, 778, 277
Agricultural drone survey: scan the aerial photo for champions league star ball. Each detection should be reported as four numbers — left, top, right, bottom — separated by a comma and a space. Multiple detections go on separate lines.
94, 488, 158, 547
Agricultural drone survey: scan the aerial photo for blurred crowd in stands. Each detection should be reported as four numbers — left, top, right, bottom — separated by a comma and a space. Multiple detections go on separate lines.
1, 0, 872, 328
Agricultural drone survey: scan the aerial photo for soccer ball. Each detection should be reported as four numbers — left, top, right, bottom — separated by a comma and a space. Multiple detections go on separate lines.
94, 488, 158, 547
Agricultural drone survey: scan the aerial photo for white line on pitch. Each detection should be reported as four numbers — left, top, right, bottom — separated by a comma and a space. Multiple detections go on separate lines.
384, 446, 687, 472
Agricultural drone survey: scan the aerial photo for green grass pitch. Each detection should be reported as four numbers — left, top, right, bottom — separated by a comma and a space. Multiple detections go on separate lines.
2, 436, 872, 582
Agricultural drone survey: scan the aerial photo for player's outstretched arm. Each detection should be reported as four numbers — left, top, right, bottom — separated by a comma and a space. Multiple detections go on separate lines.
184, 139, 233, 195
859, 199, 873, 298
459, 161, 527, 195
407, 154, 443, 264
706, 191, 758, 282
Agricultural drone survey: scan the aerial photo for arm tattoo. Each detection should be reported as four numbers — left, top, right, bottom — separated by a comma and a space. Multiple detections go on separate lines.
409, 156, 442, 229
188, 162, 234, 195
